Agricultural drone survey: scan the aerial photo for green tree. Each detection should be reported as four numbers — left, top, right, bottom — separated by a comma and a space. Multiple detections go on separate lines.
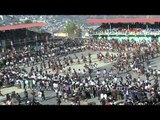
75, 27, 82, 37
64, 21, 77, 37
24, 19, 33, 24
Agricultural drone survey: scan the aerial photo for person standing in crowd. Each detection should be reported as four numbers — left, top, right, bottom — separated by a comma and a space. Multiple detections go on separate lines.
41, 89, 45, 101
24, 89, 28, 101
31, 89, 36, 100
11, 91, 16, 99
16, 93, 21, 105
57, 97, 61, 105
100, 97, 106, 105
38, 90, 42, 102
0, 91, 4, 96
6, 94, 11, 101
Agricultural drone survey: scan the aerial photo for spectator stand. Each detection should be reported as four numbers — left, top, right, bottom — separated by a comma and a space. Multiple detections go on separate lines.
87, 18, 160, 43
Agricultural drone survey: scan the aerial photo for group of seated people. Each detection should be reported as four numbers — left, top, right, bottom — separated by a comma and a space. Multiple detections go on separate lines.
94, 28, 160, 35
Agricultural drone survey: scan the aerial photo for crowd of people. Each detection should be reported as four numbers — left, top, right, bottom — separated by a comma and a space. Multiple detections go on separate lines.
0, 37, 160, 105
0, 38, 85, 105
94, 28, 160, 36
94, 22, 160, 36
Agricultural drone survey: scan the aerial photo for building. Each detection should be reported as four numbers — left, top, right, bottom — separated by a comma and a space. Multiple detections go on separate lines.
0, 22, 51, 52
54, 32, 68, 38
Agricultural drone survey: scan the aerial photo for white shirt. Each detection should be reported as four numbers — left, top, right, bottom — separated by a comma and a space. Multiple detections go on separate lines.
25, 80, 28, 84
76, 82, 79, 85
82, 80, 86, 83
24, 74, 28, 77
16, 80, 20, 85
85, 83, 88, 87
153, 71, 156, 75
80, 83, 83, 86
126, 90, 129, 95
100, 93, 104, 99
114, 78, 118, 83
6, 62, 9, 65
93, 81, 96, 86
31, 75, 36, 79
97, 71, 100, 75
71, 81, 74, 84
33, 80, 36, 85
145, 80, 148, 83
102, 81, 105, 85
71, 70, 74, 74
37, 76, 41, 79
145, 86, 148, 90
148, 84, 151, 88
38, 91, 42, 97
53, 83, 58, 88
58, 91, 62, 96
104, 94, 107, 100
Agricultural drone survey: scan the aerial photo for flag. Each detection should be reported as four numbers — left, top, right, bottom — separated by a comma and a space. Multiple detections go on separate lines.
2, 48, 4, 53
35, 34, 37, 40
10, 41, 13, 46
45, 35, 48, 43
25, 30, 28, 36
0, 15, 3, 20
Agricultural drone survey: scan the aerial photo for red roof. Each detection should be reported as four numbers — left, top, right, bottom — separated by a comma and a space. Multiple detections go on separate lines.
0, 22, 48, 31
87, 18, 160, 24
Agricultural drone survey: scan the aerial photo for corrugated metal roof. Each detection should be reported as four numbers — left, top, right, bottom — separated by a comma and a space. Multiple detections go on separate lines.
87, 18, 160, 23
0, 22, 47, 31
